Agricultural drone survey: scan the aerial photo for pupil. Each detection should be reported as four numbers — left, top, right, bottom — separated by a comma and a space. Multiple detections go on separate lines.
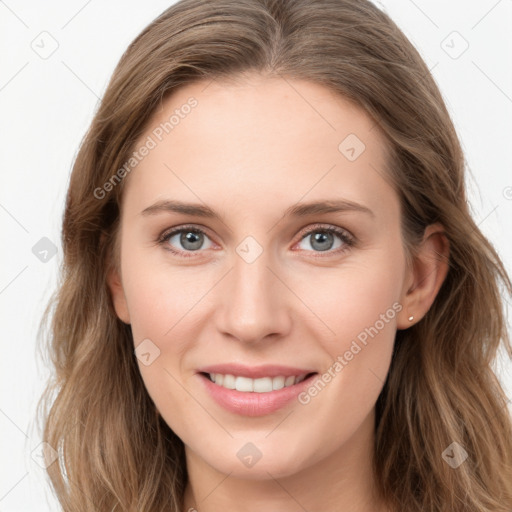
312, 232, 333, 251
181, 231, 203, 250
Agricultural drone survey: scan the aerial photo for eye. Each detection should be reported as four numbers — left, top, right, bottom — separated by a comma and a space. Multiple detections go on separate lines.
158, 225, 214, 257
294, 224, 355, 255
157, 223, 355, 258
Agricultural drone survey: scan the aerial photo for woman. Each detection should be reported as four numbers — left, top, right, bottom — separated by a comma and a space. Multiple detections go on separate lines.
38, 0, 512, 511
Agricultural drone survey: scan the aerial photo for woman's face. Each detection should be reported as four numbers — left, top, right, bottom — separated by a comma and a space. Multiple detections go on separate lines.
109, 74, 414, 479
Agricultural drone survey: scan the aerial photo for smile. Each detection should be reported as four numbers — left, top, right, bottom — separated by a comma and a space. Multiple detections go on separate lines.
197, 366, 319, 416
205, 372, 312, 392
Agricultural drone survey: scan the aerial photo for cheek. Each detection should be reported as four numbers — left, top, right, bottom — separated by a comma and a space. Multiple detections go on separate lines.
121, 246, 205, 344
297, 253, 404, 352
292, 251, 403, 422
120, 260, 205, 437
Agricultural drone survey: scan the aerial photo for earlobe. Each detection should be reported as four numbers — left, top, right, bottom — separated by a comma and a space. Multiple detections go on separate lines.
397, 223, 450, 329
106, 265, 131, 325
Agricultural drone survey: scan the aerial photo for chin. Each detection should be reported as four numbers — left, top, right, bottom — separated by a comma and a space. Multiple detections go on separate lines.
198, 441, 312, 480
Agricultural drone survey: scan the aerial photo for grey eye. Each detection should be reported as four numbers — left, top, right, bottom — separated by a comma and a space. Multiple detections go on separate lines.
297, 230, 344, 252
166, 230, 213, 252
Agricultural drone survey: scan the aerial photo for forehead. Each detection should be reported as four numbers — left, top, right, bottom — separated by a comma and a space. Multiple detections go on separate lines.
121, 74, 396, 222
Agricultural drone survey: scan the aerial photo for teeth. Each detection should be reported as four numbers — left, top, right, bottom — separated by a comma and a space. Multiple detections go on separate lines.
271, 376, 285, 390
235, 376, 254, 392
285, 375, 295, 387
221, 374, 235, 389
208, 373, 309, 392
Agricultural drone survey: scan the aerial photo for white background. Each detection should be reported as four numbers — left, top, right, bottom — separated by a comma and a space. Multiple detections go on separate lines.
1, 1, 511, 510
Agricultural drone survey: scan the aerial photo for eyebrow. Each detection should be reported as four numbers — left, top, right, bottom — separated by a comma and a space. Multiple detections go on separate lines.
141, 199, 374, 219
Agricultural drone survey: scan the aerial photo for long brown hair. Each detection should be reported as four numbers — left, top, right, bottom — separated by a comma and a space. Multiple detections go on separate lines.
37, 0, 512, 510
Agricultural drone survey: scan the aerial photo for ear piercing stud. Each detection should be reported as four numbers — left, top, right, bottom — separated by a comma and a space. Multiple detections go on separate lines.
408, 315, 414, 321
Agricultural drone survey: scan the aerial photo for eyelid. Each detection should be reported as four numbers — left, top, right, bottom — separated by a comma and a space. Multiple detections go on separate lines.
295, 222, 354, 244
158, 223, 214, 241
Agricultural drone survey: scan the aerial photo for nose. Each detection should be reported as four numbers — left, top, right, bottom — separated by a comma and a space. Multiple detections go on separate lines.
214, 250, 292, 345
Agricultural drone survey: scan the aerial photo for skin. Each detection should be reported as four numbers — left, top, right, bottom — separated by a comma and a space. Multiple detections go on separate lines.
108, 72, 449, 512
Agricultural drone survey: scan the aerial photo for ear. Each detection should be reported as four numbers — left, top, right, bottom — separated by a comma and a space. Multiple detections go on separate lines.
107, 266, 131, 324
397, 222, 450, 330
104, 233, 131, 325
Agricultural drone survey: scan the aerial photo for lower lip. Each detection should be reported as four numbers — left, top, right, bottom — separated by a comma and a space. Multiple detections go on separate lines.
198, 373, 318, 416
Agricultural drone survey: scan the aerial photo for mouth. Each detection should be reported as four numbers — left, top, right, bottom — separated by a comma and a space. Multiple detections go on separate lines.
197, 368, 319, 416
200, 371, 317, 393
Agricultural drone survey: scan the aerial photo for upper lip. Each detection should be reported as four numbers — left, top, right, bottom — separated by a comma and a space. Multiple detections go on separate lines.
197, 363, 317, 379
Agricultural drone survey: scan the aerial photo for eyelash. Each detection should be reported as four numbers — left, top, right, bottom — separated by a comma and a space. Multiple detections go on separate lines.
156, 223, 355, 259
